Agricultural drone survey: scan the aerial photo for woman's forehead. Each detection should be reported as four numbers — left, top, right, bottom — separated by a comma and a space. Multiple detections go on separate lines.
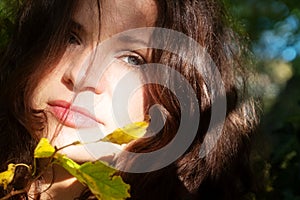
73, 0, 158, 41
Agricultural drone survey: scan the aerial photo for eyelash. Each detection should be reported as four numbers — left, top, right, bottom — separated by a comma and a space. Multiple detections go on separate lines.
68, 31, 81, 45
119, 53, 146, 67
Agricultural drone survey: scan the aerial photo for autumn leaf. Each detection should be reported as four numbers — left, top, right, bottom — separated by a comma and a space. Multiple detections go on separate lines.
53, 154, 83, 182
33, 139, 130, 199
31, 132, 135, 200
0, 164, 16, 190
34, 138, 55, 158
101, 120, 149, 145
0, 163, 30, 190
79, 161, 130, 200
54, 154, 130, 200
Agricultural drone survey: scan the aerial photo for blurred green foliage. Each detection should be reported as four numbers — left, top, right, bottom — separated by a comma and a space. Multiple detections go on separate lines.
0, 0, 299, 199
227, 0, 300, 199
0, 0, 21, 52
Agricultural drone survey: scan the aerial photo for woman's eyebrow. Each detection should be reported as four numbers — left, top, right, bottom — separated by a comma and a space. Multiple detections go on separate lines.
70, 20, 85, 33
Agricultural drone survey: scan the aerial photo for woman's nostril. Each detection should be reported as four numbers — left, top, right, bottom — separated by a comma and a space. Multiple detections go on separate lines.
61, 72, 75, 92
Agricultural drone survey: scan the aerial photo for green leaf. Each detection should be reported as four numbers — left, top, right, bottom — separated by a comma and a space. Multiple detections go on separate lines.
34, 138, 55, 158
54, 154, 130, 200
101, 120, 149, 145
54, 154, 83, 182
0, 164, 16, 190
79, 161, 130, 200
33, 137, 131, 199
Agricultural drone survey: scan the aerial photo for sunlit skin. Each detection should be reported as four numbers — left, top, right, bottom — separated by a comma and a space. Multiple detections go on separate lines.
30, 0, 157, 198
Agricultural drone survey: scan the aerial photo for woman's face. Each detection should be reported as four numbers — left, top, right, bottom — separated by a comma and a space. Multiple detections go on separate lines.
32, 0, 157, 161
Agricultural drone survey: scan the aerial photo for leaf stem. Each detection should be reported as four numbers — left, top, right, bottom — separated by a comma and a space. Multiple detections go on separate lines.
54, 141, 81, 153
15, 163, 31, 170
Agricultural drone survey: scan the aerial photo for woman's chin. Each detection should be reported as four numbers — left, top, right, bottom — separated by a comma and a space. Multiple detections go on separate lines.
53, 139, 123, 163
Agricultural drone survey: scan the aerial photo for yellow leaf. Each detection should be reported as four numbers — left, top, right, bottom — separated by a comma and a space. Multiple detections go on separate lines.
101, 120, 149, 145
0, 164, 16, 190
34, 138, 55, 158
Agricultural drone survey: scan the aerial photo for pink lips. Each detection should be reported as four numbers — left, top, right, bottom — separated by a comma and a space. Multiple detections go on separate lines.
48, 100, 102, 128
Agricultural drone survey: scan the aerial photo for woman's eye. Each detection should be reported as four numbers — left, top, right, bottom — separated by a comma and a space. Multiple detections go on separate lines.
68, 32, 81, 45
120, 55, 146, 67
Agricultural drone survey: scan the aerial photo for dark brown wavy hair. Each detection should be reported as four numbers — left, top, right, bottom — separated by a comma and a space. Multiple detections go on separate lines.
0, 0, 258, 199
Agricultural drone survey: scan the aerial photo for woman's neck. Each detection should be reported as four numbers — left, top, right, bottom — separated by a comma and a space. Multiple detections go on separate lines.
29, 164, 85, 199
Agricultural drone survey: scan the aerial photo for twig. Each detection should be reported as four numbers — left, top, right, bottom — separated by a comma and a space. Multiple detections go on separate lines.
0, 188, 27, 200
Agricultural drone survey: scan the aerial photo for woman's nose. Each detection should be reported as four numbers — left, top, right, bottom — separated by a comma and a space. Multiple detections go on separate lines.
61, 53, 106, 94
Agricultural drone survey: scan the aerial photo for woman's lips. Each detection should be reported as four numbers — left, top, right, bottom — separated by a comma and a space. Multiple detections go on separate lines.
47, 100, 102, 128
